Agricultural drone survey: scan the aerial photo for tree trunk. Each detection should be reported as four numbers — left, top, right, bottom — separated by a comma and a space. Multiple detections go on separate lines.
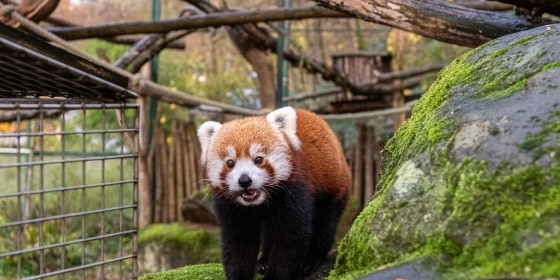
309, 0, 550, 47
227, 25, 276, 110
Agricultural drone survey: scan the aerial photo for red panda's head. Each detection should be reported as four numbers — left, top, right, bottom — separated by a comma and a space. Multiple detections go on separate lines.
197, 107, 301, 206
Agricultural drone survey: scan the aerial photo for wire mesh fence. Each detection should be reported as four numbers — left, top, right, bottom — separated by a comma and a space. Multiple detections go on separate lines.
0, 100, 138, 280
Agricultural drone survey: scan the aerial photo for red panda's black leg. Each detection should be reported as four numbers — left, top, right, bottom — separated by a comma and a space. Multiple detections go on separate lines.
214, 198, 262, 280
256, 229, 271, 274
303, 193, 348, 276
261, 181, 313, 280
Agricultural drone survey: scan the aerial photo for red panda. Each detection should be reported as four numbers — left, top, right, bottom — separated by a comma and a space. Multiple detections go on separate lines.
197, 106, 351, 280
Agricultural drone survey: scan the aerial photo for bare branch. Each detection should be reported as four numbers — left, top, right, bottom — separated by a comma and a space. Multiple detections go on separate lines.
455, 1, 512, 11
47, 7, 348, 41
284, 63, 443, 102
373, 63, 446, 83
352, 76, 422, 96
283, 88, 342, 102
44, 15, 186, 49
105, 35, 185, 49
1, 0, 60, 26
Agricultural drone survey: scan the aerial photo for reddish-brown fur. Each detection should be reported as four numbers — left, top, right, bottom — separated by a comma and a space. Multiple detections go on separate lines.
291, 109, 350, 200
207, 109, 350, 200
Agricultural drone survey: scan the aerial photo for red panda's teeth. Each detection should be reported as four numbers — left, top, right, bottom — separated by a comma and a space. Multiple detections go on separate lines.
241, 189, 260, 201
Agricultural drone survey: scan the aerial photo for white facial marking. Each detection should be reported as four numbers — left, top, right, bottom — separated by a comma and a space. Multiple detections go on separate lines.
266, 106, 301, 150
267, 145, 291, 181
197, 121, 222, 166
249, 143, 262, 158
227, 158, 271, 206
225, 146, 236, 159
206, 155, 223, 188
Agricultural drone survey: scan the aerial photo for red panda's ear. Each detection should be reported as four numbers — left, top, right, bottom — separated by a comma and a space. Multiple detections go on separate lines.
266, 107, 301, 150
197, 121, 222, 165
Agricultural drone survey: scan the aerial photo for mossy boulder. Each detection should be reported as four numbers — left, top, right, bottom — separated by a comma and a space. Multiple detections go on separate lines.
138, 223, 221, 274
141, 263, 225, 280
330, 24, 560, 279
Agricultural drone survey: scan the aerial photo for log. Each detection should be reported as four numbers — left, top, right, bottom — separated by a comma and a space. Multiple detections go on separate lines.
309, 0, 549, 48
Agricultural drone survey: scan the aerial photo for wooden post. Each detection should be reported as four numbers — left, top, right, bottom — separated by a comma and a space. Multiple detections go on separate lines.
352, 124, 364, 202
157, 125, 169, 223
174, 122, 185, 222
137, 97, 152, 227
167, 125, 177, 222
183, 122, 194, 198
371, 126, 381, 195
186, 122, 200, 196
363, 126, 375, 206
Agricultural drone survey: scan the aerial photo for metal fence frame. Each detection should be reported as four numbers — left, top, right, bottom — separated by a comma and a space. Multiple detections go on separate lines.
0, 99, 139, 279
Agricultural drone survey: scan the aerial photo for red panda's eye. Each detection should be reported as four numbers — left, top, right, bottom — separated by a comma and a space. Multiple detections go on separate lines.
254, 156, 264, 165
226, 159, 235, 168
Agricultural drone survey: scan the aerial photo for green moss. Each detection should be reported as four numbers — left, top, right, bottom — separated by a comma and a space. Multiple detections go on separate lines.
380, 52, 474, 187
139, 263, 267, 280
518, 135, 544, 151
477, 59, 560, 101
542, 61, 560, 71
488, 125, 500, 136
335, 159, 560, 279
139, 223, 221, 264
140, 223, 207, 246
509, 34, 538, 47
438, 162, 560, 278
330, 28, 560, 279
518, 110, 560, 161
140, 263, 225, 280
487, 48, 509, 58
470, 36, 559, 101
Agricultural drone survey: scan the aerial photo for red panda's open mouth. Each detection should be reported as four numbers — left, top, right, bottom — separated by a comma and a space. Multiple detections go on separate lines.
240, 189, 261, 202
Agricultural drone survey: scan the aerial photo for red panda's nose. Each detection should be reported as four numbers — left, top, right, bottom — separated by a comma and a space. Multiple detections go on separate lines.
238, 174, 253, 188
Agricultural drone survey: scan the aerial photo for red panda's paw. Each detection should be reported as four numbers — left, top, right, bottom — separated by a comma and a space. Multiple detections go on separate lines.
256, 257, 268, 275
303, 260, 322, 276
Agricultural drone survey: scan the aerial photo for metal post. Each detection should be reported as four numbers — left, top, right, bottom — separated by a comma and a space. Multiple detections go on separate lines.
275, 0, 291, 108
148, 0, 160, 222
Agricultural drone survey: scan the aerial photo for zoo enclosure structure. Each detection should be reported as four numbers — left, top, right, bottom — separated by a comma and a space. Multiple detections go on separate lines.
0, 24, 139, 279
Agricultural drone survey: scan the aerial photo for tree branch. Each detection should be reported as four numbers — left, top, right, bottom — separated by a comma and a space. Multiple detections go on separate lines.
44, 15, 186, 49
310, 0, 554, 47
47, 6, 348, 41
492, 0, 560, 17
283, 63, 443, 102
456, 1, 512, 12
372, 63, 446, 83
352, 76, 422, 96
